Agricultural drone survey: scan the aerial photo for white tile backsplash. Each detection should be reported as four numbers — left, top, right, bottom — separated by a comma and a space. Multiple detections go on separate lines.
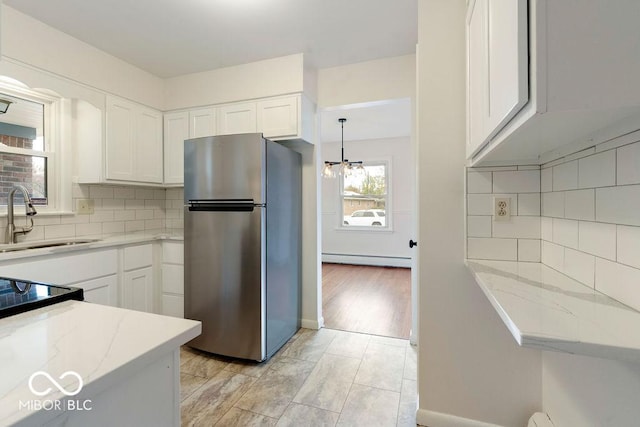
541, 217, 553, 241
553, 218, 579, 249
518, 193, 540, 216
493, 216, 540, 239
564, 189, 595, 221
518, 239, 541, 262
595, 258, 640, 312
578, 150, 616, 188
467, 171, 492, 193
467, 216, 492, 238
541, 192, 565, 218
467, 238, 517, 261
541, 241, 564, 272
596, 185, 640, 226
467, 194, 517, 216
564, 248, 595, 288
493, 170, 540, 193
12, 183, 183, 245
616, 141, 640, 185
553, 160, 578, 191
617, 225, 640, 270
578, 221, 616, 261
541, 167, 553, 193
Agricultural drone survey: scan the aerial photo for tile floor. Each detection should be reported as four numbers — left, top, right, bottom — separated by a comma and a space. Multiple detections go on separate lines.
180, 328, 418, 426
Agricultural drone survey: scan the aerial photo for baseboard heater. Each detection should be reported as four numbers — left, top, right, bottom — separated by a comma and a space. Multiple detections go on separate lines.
322, 253, 411, 268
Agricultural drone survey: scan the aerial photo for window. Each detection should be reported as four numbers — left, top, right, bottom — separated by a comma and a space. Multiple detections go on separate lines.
341, 162, 389, 228
0, 79, 67, 214
0, 96, 47, 205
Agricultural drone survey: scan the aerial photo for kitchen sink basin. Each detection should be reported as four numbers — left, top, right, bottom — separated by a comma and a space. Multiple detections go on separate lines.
0, 238, 101, 253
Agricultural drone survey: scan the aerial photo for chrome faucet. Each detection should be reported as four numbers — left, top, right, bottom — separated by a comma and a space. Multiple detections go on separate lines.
5, 185, 38, 244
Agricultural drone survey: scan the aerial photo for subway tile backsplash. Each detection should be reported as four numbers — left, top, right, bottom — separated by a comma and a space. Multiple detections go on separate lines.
467, 134, 640, 312
0, 184, 185, 244
466, 167, 541, 261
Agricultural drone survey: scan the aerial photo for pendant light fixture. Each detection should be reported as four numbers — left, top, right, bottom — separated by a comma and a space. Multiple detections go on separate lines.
322, 118, 364, 178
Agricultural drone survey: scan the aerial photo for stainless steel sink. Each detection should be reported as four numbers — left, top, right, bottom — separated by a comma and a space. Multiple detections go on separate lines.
0, 238, 101, 253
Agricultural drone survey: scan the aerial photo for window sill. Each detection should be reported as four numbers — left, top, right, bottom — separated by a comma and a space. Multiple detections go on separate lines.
0, 210, 75, 218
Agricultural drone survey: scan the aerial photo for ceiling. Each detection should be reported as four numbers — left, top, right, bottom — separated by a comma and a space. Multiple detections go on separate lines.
4, 0, 418, 79
4, 0, 417, 143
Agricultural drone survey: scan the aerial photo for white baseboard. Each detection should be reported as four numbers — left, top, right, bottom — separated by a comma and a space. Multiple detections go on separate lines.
416, 409, 503, 427
300, 316, 324, 330
322, 253, 411, 268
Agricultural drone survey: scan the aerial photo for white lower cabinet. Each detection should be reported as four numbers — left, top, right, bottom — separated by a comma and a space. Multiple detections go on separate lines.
121, 244, 155, 313
122, 267, 154, 312
0, 248, 119, 307
161, 241, 184, 318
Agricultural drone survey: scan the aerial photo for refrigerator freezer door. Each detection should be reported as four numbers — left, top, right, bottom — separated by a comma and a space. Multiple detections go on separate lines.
184, 207, 265, 361
184, 134, 266, 203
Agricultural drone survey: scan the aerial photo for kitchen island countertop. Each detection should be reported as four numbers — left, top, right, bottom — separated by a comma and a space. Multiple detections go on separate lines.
0, 300, 200, 426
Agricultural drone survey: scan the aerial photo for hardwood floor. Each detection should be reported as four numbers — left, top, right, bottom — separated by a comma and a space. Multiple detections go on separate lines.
322, 263, 411, 339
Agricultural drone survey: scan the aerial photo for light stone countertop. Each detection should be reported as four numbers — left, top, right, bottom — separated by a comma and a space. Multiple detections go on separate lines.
0, 300, 200, 426
0, 230, 184, 262
466, 260, 640, 363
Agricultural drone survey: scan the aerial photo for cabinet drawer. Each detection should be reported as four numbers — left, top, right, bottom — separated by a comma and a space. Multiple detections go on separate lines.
162, 264, 183, 294
123, 244, 153, 271
0, 249, 117, 285
162, 242, 184, 264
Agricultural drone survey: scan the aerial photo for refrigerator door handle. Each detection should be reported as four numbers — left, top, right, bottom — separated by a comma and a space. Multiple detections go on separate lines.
188, 200, 256, 212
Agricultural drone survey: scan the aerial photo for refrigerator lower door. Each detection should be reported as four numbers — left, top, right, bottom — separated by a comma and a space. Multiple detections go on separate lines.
184, 206, 265, 361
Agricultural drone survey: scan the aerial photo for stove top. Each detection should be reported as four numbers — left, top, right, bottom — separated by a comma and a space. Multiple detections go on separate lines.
0, 277, 84, 319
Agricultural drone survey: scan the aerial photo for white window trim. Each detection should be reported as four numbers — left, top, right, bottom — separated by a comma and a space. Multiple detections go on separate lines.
337, 158, 392, 232
0, 79, 72, 216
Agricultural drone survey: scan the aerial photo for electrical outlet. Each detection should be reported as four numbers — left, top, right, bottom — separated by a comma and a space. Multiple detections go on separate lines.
77, 199, 95, 215
494, 197, 510, 221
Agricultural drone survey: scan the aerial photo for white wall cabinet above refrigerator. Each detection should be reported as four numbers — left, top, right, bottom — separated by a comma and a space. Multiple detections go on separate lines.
467, 0, 640, 166
163, 93, 314, 185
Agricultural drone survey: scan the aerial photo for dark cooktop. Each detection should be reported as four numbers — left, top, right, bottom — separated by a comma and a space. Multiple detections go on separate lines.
0, 277, 84, 320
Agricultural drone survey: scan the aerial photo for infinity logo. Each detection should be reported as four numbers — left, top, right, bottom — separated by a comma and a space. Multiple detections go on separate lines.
28, 371, 84, 397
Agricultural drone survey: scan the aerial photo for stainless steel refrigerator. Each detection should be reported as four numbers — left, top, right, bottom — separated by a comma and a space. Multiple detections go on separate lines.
183, 133, 301, 361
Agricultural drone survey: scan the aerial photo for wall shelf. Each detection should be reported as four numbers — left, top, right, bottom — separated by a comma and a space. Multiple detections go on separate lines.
466, 259, 640, 363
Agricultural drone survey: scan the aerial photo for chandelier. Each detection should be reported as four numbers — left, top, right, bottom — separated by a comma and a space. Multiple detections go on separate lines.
321, 118, 364, 178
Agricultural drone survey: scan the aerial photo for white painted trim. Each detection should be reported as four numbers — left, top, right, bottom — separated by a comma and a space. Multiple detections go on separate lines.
416, 409, 504, 427
322, 253, 411, 268
301, 316, 323, 330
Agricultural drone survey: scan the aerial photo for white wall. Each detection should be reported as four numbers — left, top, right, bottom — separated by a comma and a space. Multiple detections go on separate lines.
417, 1, 542, 426
321, 136, 413, 266
164, 54, 306, 110
1, 6, 164, 109
317, 55, 415, 108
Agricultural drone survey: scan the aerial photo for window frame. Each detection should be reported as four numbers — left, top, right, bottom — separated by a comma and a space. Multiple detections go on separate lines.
338, 158, 392, 232
0, 79, 71, 216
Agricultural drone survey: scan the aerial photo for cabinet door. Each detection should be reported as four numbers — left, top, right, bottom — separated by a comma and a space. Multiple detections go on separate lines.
467, 0, 528, 157
257, 95, 299, 139
164, 112, 189, 184
216, 102, 257, 135
136, 108, 163, 183
77, 275, 118, 307
189, 108, 217, 138
485, 0, 528, 136
123, 267, 154, 313
106, 97, 135, 181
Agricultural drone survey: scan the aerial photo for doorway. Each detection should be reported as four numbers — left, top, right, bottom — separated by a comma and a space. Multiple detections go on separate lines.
318, 99, 415, 340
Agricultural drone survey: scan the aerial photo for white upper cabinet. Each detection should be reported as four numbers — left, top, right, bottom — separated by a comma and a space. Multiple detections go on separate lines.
467, 0, 528, 158
105, 95, 163, 183
163, 111, 189, 185
217, 101, 257, 135
257, 95, 299, 139
468, 0, 640, 166
189, 107, 217, 138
